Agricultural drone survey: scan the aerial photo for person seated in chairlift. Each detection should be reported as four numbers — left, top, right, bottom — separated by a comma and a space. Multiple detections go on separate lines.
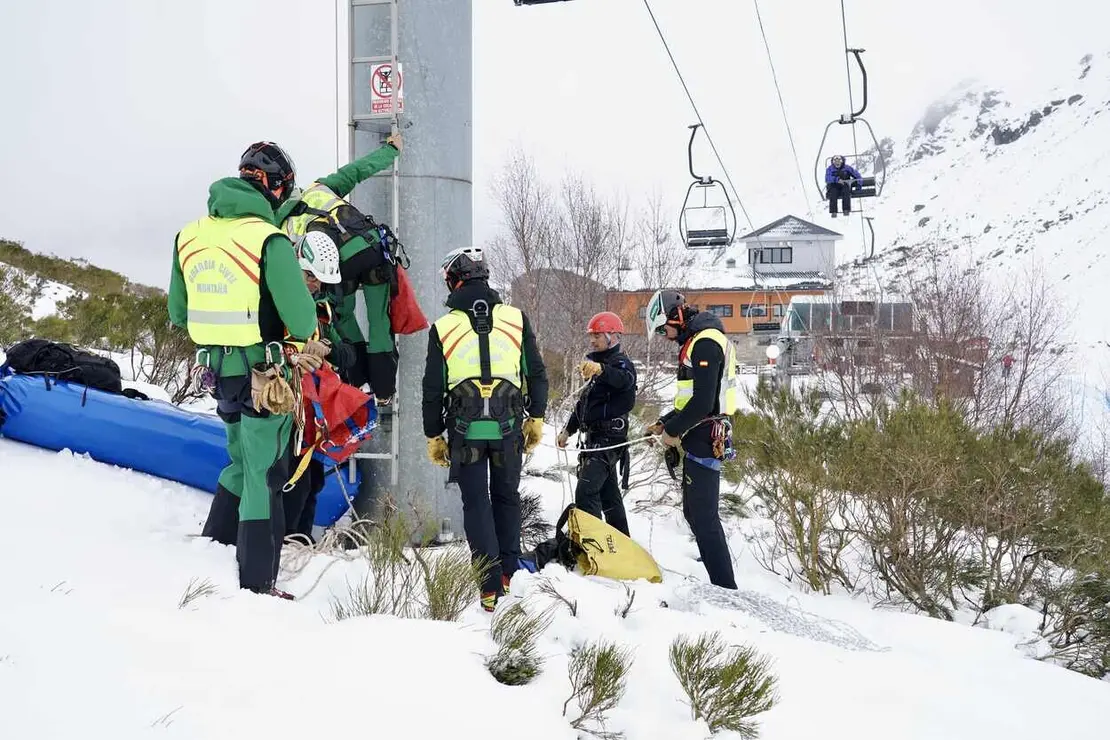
825, 155, 864, 217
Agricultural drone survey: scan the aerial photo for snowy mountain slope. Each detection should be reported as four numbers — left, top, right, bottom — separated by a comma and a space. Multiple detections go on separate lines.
825, 51, 1110, 436
3, 429, 1109, 739
0, 260, 78, 320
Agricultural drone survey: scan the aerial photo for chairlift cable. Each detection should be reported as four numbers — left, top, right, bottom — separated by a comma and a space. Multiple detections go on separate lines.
752, 0, 813, 221
642, 0, 791, 322
839, 0, 861, 163
641, 0, 757, 237
839, 0, 876, 295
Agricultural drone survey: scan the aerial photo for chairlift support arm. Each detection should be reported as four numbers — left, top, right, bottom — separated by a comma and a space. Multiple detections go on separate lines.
687, 123, 711, 183
840, 48, 868, 122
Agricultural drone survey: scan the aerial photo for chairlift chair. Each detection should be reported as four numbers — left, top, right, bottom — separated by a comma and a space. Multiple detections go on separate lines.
813, 49, 887, 205
679, 124, 737, 249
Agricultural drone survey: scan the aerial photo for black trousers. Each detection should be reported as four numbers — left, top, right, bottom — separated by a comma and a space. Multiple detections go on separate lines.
827, 182, 853, 215
282, 458, 325, 541
347, 342, 398, 400
682, 454, 737, 590
574, 449, 630, 537
454, 437, 523, 595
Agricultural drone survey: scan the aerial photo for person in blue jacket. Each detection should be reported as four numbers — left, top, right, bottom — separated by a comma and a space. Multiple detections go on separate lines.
825, 155, 863, 217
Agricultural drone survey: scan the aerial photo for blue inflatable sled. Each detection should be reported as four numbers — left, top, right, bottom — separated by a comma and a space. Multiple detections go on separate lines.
0, 372, 360, 527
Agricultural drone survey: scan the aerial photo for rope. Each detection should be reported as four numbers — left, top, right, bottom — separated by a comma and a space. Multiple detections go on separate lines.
752, 0, 812, 220
542, 434, 656, 453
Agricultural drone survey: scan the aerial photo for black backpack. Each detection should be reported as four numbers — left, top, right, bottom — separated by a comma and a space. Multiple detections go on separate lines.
2, 339, 124, 396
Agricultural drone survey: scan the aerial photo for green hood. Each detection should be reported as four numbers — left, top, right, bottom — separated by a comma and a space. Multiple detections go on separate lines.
206, 177, 278, 223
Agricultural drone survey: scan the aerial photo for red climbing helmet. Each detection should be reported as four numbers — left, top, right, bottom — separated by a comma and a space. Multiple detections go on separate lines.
586, 311, 625, 334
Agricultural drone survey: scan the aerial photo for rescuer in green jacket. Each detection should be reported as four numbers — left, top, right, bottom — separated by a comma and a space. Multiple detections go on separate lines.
168, 142, 319, 598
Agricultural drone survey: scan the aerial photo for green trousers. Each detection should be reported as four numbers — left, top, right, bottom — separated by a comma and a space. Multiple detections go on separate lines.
201, 374, 293, 593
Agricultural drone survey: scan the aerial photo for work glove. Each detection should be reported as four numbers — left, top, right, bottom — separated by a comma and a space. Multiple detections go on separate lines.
522, 417, 545, 454
250, 365, 296, 416
426, 436, 450, 467
556, 430, 570, 449
661, 430, 681, 448
301, 338, 332, 358
386, 132, 403, 152
290, 352, 324, 373
646, 421, 664, 436
578, 360, 602, 380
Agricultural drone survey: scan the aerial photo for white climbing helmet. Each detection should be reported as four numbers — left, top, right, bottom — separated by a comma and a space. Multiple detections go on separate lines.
297, 230, 342, 284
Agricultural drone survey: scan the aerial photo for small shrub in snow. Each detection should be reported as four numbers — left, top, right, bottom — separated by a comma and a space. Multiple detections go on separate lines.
537, 577, 578, 617
329, 503, 421, 620
413, 546, 493, 622
1039, 570, 1110, 677
614, 584, 636, 619
519, 489, 552, 548
485, 601, 554, 686
669, 632, 778, 738
729, 384, 855, 594
177, 577, 217, 609
563, 640, 634, 739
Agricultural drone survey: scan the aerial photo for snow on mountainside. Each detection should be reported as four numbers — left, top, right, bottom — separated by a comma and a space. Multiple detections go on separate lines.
835, 51, 1110, 434
0, 260, 79, 319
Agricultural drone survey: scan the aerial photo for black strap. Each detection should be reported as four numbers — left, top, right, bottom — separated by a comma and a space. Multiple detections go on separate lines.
470, 300, 493, 385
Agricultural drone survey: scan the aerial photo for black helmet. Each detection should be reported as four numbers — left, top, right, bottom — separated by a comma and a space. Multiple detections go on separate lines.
645, 289, 688, 336
239, 141, 296, 206
441, 246, 489, 290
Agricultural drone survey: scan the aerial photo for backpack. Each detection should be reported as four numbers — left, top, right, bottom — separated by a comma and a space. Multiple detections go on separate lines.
2, 339, 124, 396
520, 504, 663, 583
283, 364, 379, 492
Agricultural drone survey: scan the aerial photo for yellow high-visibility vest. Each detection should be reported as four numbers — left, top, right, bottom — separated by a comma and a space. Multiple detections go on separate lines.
281, 183, 346, 241
433, 304, 525, 390
673, 328, 739, 415
176, 216, 281, 347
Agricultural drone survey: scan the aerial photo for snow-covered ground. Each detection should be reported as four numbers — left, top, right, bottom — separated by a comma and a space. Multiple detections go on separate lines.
2, 422, 1108, 740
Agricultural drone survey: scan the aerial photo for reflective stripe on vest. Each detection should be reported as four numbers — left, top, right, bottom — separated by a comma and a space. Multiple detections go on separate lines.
673, 328, 740, 416
282, 183, 345, 241
433, 304, 525, 391
177, 216, 280, 347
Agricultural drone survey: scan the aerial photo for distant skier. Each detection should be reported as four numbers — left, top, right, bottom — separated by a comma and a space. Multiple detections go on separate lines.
1001, 353, 1014, 378
825, 155, 863, 217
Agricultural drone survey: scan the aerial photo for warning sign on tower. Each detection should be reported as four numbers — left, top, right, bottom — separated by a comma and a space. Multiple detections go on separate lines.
370, 62, 404, 115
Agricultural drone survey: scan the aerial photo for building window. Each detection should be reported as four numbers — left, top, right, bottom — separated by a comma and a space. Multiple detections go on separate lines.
772, 303, 785, 318
748, 248, 793, 264
725, 258, 736, 268
637, 305, 647, 319
741, 304, 767, 318
707, 304, 733, 318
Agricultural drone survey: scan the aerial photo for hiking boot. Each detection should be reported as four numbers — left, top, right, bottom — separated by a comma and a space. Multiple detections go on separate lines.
269, 588, 296, 601
480, 591, 498, 613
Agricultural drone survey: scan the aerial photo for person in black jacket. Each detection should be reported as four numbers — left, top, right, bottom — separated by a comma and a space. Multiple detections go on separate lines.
645, 289, 738, 590
557, 311, 636, 536
421, 246, 549, 611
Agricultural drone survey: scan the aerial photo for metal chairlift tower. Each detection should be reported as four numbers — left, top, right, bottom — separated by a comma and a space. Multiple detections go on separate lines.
344, 0, 472, 538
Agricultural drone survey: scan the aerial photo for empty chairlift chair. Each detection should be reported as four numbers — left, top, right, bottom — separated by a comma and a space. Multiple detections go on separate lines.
679, 124, 737, 249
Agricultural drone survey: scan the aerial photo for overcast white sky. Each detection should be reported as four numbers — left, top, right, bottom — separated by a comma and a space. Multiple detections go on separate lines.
0, 0, 1104, 288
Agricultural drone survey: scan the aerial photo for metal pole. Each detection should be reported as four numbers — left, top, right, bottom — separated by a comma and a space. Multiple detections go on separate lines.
347, 0, 472, 537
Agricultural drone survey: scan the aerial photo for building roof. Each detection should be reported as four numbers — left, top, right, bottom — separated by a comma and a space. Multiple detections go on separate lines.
615, 269, 831, 293
737, 214, 842, 241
